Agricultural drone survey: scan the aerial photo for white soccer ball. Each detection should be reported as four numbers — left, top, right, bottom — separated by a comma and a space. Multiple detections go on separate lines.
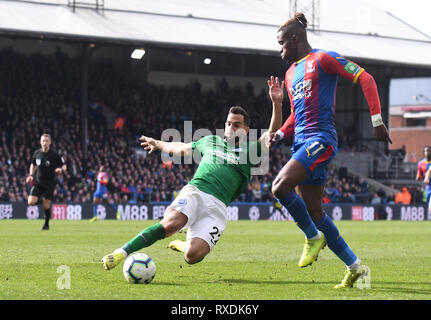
122, 253, 156, 284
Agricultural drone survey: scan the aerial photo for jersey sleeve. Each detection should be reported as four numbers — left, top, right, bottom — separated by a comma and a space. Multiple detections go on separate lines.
191, 135, 213, 154
31, 151, 37, 165
318, 51, 364, 83
319, 51, 383, 125
55, 153, 66, 168
99, 172, 109, 184
277, 113, 295, 140
417, 162, 424, 179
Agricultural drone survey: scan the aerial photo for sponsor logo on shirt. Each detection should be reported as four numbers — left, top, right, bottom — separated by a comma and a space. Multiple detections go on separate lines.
289, 79, 313, 101
207, 149, 240, 165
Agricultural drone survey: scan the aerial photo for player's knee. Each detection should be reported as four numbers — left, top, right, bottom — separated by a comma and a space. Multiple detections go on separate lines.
161, 219, 184, 237
272, 179, 293, 199
271, 183, 282, 199
308, 208, 323, 222
184, 239, 210, 264
184, 250, 206, 265
28, 198, 37, 206
161, 210, 188, 237
42, 202, 51, 210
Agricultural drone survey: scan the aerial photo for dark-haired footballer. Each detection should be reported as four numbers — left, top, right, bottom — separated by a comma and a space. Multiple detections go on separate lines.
417, 146, 431, 220
268, 12, 392, 288
102, 77, 284, 271
26, 133, 67, 230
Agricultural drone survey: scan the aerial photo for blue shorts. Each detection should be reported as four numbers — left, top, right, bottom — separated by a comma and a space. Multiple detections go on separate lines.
94, 185, 108, 199
291, 139, 337, 186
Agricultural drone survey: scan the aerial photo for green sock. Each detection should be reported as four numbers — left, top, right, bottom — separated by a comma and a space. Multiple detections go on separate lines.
122, 223, 166, 255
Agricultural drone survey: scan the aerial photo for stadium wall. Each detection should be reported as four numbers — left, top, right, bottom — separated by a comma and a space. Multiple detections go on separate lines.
147, 71, 269, 94
0, 202, 429, 222
389, 127, 431, 161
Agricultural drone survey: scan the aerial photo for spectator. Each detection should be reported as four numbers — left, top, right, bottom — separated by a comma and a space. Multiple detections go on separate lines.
0, 186, 8, 201
370, 193, 382, 205
395, 187, 412, 204
339, 192, 354, 203
385, 192, 395, 204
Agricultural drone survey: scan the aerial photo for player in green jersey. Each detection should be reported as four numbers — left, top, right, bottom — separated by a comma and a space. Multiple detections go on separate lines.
101, 76, 284, 269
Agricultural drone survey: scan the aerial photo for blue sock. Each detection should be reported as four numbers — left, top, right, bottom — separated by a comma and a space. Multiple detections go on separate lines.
93, 204, 98, 217
315, 211, 357, 266
278, 191, 319, 239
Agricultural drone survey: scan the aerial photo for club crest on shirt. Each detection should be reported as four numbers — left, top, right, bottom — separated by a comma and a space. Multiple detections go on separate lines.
45, 160, 50, 166
36, 159, 41, 166
306, 60, 315, 74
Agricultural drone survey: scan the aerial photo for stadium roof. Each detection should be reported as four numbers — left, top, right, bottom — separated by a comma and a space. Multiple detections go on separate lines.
1, 0, 431, 67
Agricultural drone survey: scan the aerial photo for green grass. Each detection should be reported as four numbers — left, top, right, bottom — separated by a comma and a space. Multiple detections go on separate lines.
0, 219, 430, 300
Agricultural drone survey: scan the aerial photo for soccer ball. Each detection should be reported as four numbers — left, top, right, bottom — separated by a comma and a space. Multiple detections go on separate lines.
122, 253, 156, 284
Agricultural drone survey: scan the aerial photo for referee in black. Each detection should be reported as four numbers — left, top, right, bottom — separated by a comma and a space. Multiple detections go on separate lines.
26, 133, 67, 230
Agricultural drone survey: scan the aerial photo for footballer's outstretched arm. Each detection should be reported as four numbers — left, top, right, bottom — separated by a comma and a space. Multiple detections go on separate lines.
319, 52, 392, 144
140, 135, 192, 157
259, 76, 284, 151
267, 76, 284, 134
261, 76, 285, 150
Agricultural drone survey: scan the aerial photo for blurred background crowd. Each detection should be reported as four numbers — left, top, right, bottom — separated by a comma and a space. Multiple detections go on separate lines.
0, 50, 426, 205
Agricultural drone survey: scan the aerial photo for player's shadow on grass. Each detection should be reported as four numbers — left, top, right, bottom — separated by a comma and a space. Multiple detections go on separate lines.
213, 278, 335, 285
152, 282, 191, 286
370, 281, 431, 296
213, 279, 431, 296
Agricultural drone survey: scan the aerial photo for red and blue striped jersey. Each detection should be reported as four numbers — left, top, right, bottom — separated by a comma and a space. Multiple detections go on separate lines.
417, 158, 431, 192
97, 171, 108, 189
285, 49, 364, 145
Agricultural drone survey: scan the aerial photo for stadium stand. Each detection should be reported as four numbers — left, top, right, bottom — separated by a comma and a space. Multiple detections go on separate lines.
0, 50, 425, 205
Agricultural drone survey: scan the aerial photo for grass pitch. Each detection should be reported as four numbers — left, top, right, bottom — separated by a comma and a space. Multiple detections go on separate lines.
0, 219, 430, 300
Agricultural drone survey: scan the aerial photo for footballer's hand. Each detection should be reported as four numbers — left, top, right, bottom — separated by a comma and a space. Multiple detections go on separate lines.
140, 135, 159, 154
373, 124, 392, 144
424, 177, 430, 184
26, 175, 33, 184
268, 132, 281, 149
55, 168, 63, 175
267, 76, 284, 105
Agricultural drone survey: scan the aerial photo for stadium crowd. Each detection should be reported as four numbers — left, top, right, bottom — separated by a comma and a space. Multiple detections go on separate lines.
0, 50, 426, 205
